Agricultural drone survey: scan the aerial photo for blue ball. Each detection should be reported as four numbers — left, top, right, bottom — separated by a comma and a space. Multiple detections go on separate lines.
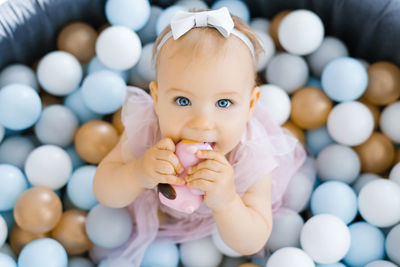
343, 222, 385, 266
306, 126, 335, 156
321, 57, 368, 102
311, 181, 358, 224
87, 56, 129, 82
81, 70, 126, 114
0, 253, 16, 267
141, 241, 180, 267
105, 0, 151, 31
18, 238, 68, 267
67, 165, 99, 210
156, 5, 187, 35
64, 88, 102, 124
0, 84, 42, 130
211, 0, 250, 23
0, 164, 28, 211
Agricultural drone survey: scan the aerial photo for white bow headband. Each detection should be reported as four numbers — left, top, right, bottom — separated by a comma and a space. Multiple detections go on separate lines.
153, 7, 256, 64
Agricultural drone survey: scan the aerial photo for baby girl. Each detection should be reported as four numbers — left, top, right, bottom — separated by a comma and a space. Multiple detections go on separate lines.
91, 7, 305, 265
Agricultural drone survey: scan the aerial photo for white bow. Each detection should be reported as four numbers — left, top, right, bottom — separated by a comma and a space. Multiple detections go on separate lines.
170, 7, 234, 40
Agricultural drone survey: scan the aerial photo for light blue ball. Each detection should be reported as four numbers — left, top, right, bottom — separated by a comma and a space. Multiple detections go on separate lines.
306, 126, 335, 157
67, 165, 99, 210
0, 84, 42, 130
321, 57, 368, 102
81, 70, 126, 115
68, 256, 95, 267
138, 6, 163, 45
105, 0, 151, 31
0, 252, 16, 267
311, 181, 358, 224
64, 89, 102, 124
65, 145, 85, 170
0, 164, 28, 211
316, 263, 346, 267
305, 76, 322, 89
18, 238, 68, 267
343, 222, 385, 267
87, 56, 129, 82
0, 136, 35, 169
141, 241, 180, 267
156, 5, 187, 35
211, 0, 250, 23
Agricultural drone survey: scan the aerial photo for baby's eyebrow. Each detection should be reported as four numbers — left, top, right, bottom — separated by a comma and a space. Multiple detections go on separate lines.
167, 87, 240, 96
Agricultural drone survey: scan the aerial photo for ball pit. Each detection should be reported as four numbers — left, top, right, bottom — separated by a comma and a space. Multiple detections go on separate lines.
1, 0, 400, 266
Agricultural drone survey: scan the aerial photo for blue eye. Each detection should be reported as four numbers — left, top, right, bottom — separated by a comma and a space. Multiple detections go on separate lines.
217, 99, 232, 108
175, 96, 191, 106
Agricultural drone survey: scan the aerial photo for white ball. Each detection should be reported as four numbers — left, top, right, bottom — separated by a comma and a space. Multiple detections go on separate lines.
389, 163, 400, 185
211, 230, 241, 257
180, 236, 223, 267
327, 101, 374, 146
0, 215, 7, 247
24, 145, 72, 190
278, 9, 324, 55
253, 30, 275, 71
135, 42, 156, 82
300, 214, 350, 264
386, 224, 400, 265
380, 101, 400, 143
96, 26, 142, 71
352, 173, 381, 194
266, 247, 315, 267
0, 64, 39, 91
358, 179, 400, 227
267, 208, 304, 251
365, 261, 398, 267
37, 51, 82, 96
316, 144, 360, 183
258, 84, 290, 125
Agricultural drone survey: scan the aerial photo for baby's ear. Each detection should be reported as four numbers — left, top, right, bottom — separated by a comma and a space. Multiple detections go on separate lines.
248, 86, 260, 120
149, 81, 159, 104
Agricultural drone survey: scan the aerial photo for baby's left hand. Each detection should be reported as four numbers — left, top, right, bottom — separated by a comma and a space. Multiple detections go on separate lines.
184, 149, 237, 212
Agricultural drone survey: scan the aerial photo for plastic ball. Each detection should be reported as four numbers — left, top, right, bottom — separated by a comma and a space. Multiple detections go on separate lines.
24, 145, 72, 190
250, 17, 270, 33
212, 230, 241, 257
258, 84, 290, 125
253, 29, 275, 71
315, 264, 345, 267
0, 84, 41, 130
66, 165, 99, 210
137, 6, 163, 45
282, 120, 306, 145
305, 126, 334, 156
68, 257, 95, 267
0, 136, 34, 169
96, 26, 142, 70
327, 101, 374, 146
0, 125, 4, 143
0, 64, 39, 90
0, 164, 28, 211
34, 104, 79, 147
269, 10, 291, 51
300, 214, 351, 264
365, 261, 398, 267
87, 56, 129, 82
267, 208, 304, 251
343, 222, 385, 266
135, 43, 156, 83
0, 252, 17, 267
386, 224, 400, 265
265, 53, 308, 93
86, 204, 132, 248
278, 9, 324, 55
81, 70, 126, 114
0, 210, 15, 232
321, 57, 368, 102
17, 238, 68, 267
180, 236, 223, 267
266, 247, 315, 267
156, 5, 187, 35
98, 257, 132, 267
358, 179, 400, 227
105, 0, 151, 31
9, 224, 49, 255
307, 37, 349, 77
37, 51, 82, 96
0, 215, 7, 247
176, 0, 209, 10
64, 89, 102, 124
380, 101, 400, 143
211, 0, 250, 23
352, 173, 380, 194
141, 241, 180, 267
316, 144, 360, 184
389, 163, 400, 185
311, 181, 358, 224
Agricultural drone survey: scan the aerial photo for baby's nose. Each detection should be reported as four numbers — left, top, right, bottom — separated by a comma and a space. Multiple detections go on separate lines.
188, 114, 214, 130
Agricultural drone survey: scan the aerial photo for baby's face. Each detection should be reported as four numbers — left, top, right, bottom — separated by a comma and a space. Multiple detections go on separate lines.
150, 34, 260, 156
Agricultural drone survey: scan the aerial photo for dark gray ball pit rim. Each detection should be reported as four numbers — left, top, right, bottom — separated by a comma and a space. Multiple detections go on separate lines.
0, 0, 399, 70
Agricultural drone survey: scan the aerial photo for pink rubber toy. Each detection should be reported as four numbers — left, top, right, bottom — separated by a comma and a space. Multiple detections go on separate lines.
158, 139, 213, 214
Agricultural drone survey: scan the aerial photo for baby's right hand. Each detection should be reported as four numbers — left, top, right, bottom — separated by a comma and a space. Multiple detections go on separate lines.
135, 137, 185, 190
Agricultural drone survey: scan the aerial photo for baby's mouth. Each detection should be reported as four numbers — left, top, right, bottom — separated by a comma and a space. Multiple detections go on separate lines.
207, 142, 216, 149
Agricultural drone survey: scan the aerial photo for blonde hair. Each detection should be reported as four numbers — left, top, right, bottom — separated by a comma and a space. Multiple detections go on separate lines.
151, 9, 265, 87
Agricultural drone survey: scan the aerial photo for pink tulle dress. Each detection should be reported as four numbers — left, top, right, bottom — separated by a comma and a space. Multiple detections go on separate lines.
89, 86, 307, 265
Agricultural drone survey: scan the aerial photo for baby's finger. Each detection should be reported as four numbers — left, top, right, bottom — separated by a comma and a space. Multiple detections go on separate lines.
155, 150, 184, 174
187, 178, 213, 192
159, 175, 186, 186
187, 159, 223, 175
154, 160, 175, 175
156, 137, 176, 152
185, 169, 218, 183
196, 150, 227, 165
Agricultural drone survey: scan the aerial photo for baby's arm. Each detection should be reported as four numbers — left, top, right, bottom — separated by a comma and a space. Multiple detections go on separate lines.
212, 173, 273, 255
